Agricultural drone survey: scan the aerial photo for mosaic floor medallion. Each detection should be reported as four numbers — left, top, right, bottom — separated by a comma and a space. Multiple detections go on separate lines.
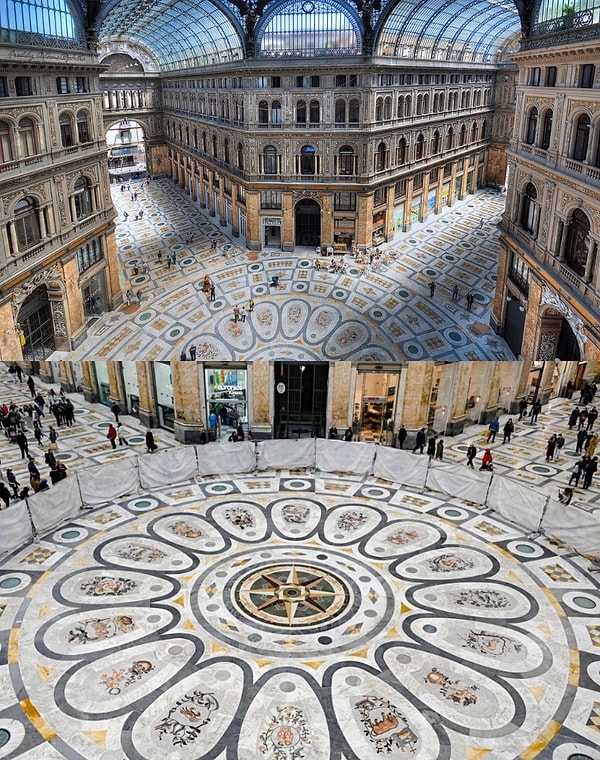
0, 476, 598, 759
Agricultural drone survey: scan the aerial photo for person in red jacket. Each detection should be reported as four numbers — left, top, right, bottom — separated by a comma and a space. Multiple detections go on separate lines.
106, 423, 117, 450
479, 448, 493, 471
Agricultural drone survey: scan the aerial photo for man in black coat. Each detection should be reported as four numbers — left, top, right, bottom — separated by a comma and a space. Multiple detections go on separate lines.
413, 428, 426, 454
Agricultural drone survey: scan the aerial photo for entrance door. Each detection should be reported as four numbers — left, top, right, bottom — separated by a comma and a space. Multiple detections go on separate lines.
264, 225, 281, 248
295, 199, 321, 247
274, 363, 328, 438
17, 285, 55, 359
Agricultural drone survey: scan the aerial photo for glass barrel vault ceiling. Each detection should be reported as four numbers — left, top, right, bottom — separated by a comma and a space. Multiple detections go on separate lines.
95, 0, 521, 68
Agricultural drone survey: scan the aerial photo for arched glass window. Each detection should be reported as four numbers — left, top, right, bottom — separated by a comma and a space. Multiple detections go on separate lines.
338, 145, 354, 175
416, 94, 423, 115
397, 95, 404, 118
415, 133, 425, 159
573, 114, 590, 162
271, 100, 282, 124
263, 145, 278, 174
397, 137, 407, 165
459, 124, 467, 146
77, 110, 90, 143
384, 97, 392, 120
520, 182, 537, 233
296, 100, 307, 125
423, 94, 429, 114
258, 100, 269, 125
541, 109, 553, 150
447, 127, 454, 150
565, 209, 591, 277
300, 145, 315, 174
471, 121, 478, 142
202, 132, 207, 152
73, 177, 92, 220
14, 197, 41, 251
335, 99, 346, 124
193, 129, 198, 149
404, 95, 412, 117
431, 130, 440, 154
237, 142, 244, 169
481, 119, 487, 138
18, 118, 37, 156
525, 107, 538, 145
224, 138, 230, 164
375, 97, 383, 122
59, 112, 74, 147
0, 121, 13, 163
375, 141, 387, 171
212, 135, 218, 157
348, 99, 359, 123
439, 93, 445, 112
309, 100, 320, 124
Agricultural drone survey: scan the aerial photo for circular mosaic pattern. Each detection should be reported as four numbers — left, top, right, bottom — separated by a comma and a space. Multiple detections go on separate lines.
1, 478, 598, 759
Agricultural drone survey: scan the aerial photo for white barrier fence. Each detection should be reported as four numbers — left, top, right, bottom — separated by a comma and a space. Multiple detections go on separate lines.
1, 440, 598, 562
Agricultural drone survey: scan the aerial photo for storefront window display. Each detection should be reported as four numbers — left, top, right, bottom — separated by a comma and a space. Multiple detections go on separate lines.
353, 369, 400, 443
205, 367, 248, 441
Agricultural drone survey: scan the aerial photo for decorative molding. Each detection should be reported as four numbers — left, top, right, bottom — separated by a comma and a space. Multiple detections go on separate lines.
540, 286, 587, 349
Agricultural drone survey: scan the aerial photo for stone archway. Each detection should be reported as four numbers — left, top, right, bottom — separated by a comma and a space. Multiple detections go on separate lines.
16, 285, 55, 359
537, 307, 581, 361
294, 199, 321, 247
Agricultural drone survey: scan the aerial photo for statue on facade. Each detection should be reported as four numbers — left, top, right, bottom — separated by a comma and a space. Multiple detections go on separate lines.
355, 0, 381, 55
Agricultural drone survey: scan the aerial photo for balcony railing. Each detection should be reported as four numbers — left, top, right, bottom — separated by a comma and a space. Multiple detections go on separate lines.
0, 142, 108, 181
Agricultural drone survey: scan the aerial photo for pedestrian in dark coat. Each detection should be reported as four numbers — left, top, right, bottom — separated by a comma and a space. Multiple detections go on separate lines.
413, 428, 426, 454
146, 430, 158, 453
466, 443, 477, 468
587, 407, 598, 431
583, 457, 598, 489
502, 418, 514, 444
568, 407, 580, 429
27, 375, 35, 397
111, 402, 121, 423
545, 434, 557, 461
518, 398, 528, 420
576, 428, 588, 454
0, 482, 10, 509
15, 431, 29, 458
397, 425, 407, 449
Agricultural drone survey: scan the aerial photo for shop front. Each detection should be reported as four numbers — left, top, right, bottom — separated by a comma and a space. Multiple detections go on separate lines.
122, 361, 140, 416
372, 212, 385, 245
205, 366, 248, 440
93, 361, 111, 405
152, 362, 174, 431
333, 218, 355, 252
353, 367, 401, 443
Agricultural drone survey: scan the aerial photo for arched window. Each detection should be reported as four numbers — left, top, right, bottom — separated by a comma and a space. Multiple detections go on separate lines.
296, 100, 307, 125
481, 119, 487, 139
237, 142, 244, 170
541, 109, 553, 150
309, 100, 320, 124
375, 141, 387, 171
565, 209, 591, 277
337, 145, 354, 175
520, 183, 537, 233
384, 96, 392, 120
13, 197, 41, 251
397, 95, 404, 118
335, 99, 346, 124
471, 121, 478, 142
263, 145, 278, 174
525, 106, 538, 145
224, 138, 230, 164
461, 91, 467, 109
439, 93, 445, 112
573, 113, 590, 161
431, 130, 440, 154
348, 99, 359, 123
423, 94, 429, 114
433, 93, 439, 113
300, 145, 315, 174
397, 137, 407, 165
375, 97, 383, 122
212, 135, 217, 157
415, 133, 425, 160
258, 100, 269, 125
18, 118, 37, 156
459, 124, 467, 146
404, 95, 411, 117
447, 127, 454, 150
271, 100, 282, 124
77, 110, 90, 143
73, 177, 92, 220
416, 94, 423, 115
0, 121, 13, 163
193, 129, 198, 149
59, 112, 74, 147
202, 132, 207, 152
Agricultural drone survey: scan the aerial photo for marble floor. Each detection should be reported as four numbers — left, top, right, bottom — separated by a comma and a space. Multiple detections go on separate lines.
60, 181, 515, 362
1, 376, 600, 758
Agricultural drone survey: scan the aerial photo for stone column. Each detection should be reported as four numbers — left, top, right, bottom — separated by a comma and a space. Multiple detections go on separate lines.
509, 360, 531, 414
385, 187, 395, 241
328, 361, 353, 429
80, 361, 96, 403
404, 178, 414, 230
107, 361, 126, 408
398, 362, 435, 446
245, 191, 261, 251
444, 362, 473, 435
38, 361, 53, 384
281, 192, 294, 252
58, 361, 77, 393
479, 362, 504, 423
321, 193, 334, 249
60, 254, 84, 347
250, 360, 273, 439
136, 361, 156, 429
172, 361, 205, 444
356, 194, 374, 247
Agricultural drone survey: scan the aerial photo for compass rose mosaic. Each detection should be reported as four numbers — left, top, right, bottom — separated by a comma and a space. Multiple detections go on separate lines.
0, 477, 599, 759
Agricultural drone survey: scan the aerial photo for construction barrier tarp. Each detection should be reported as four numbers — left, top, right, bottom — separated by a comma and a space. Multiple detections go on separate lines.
486, 474, 545, 533
541, 498, 600, 557
257, 438, 316, 471
0, 501, 33, 557
373, 447, 429, 490
28, 476, 82, 535
138, 447, 198, 490
77, 458, 140, 506
426, 460, 492, 506
196, 441, 256, 477
316, 439, 376, 476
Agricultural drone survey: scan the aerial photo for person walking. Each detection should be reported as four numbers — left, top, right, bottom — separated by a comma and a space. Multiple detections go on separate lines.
545, 434, 557, 462
576, 427, 588, 454
466, 292, 475, 311
6, 469, 20, 498
568, 407, 580, 430
106, 423, 117, 449
33, 423, 44, 447
413, 428, 426, 454
189, 344, 197, 361
248, 297, 254, 312
233, 306, 240, 323
352, 416, 361, 441
210, 283, 216, 301
529, 399, 542, 424
14, 364, 23, 382
111, 402, 121, 423
15, 430, 29, 458
487, 417, 500, 443
427, 434, 437, 460
518, 397, 528, 420
578, 409, 588, 430
429, 280, 436, 297
146, 429, 158, 453
0, 482, 11, 509
583, 456, 598, 489
452, 284, 459, 300
397, 424, 407, 450
240, 306, 246, 323
502, 418, 514, 444
554, 433, 565, 461
27, 374, 35, 398
586, 432, 599, 457
587, 407, 598, 431
466, 443, 477, 468
569, 456, 588, 486
117, 423, 128, 446
435, 439, 444, 460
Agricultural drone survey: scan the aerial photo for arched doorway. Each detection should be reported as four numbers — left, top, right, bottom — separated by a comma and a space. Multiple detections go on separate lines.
295, 199, 321, 247
537, 307, 581, 361
105, 119, 147, 181
17, 285, 55, 359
